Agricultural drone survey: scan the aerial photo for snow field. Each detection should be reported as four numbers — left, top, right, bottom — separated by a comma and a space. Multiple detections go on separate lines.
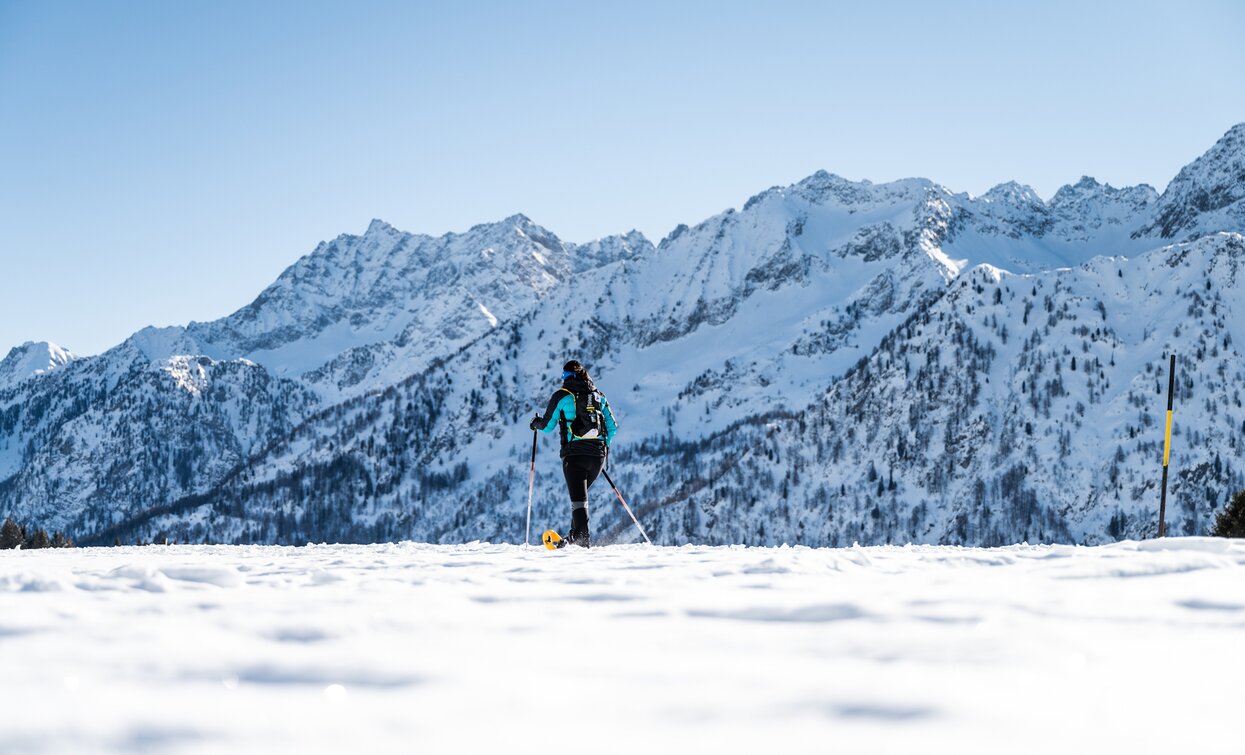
2, 538, 1243, 754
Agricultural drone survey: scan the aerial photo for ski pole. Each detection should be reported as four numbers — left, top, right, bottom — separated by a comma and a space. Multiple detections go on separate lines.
601, 469, 652, 545
525, 430, 537, 546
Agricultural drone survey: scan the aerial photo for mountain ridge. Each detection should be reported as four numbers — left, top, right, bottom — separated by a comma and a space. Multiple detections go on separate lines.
4, 124, 1244, 546
0, 341, 76, 392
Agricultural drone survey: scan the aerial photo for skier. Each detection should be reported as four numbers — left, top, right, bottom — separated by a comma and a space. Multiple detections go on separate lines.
529, 360, 618, 547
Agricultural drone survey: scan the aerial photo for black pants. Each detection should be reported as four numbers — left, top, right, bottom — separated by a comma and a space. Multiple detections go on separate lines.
562, 455, 604, 509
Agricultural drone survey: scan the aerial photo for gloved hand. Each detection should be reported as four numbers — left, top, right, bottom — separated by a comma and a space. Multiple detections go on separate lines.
529, 414, 543, 431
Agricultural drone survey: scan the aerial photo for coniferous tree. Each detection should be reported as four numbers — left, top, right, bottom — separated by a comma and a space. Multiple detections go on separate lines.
27, 528, 51, 549
1211, 490, 1245, 538
0, 518, 24, 549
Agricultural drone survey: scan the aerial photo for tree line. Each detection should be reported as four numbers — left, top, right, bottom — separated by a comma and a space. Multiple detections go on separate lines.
0, 517, 74, 549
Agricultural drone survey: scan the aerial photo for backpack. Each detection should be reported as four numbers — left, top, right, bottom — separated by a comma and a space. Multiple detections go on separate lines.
563, 388, 606, 441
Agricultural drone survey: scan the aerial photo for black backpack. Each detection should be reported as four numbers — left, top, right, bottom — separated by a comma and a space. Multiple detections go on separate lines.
563, 388, 606, 441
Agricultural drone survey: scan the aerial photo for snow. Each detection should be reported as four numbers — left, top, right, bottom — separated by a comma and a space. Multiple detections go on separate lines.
3, 539, 1243, 753
5, 125, 1245, 545
477, 302, 499, 328
0, 340, 76, 391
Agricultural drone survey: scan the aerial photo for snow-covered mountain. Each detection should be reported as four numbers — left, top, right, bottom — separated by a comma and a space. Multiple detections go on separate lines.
126, 216, 651, 400
0, 216, 646, 534
622, 232, 1245, 546
0, 341, 76, 391
1139, 123, 1245, 240
0, 345, 320, 532
3, 124, 1244, 546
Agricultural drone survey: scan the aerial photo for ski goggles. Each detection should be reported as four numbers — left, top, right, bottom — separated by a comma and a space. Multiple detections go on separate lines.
560, 370, 575, 380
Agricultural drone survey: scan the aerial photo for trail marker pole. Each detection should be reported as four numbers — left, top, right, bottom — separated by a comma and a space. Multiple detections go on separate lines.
1158, 353, 1176, 538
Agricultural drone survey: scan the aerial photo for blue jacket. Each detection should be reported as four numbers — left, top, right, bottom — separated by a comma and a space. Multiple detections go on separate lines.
534, 375, 617, 458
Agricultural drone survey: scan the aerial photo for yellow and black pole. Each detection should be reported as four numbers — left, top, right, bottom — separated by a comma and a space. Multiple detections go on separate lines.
1158, 353, 1176, 537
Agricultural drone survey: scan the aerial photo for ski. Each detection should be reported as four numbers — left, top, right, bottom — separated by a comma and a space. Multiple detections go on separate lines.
542, 529, 566, 550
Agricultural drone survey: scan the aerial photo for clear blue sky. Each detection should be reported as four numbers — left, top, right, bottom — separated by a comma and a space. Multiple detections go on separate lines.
1, 0, 1242, 357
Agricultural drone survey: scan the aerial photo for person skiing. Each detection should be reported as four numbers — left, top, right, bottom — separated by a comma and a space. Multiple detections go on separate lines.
529, 360, 618, 547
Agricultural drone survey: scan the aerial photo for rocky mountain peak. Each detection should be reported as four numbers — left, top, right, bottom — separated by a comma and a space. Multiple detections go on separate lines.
793, 170, 877, 206
1142, 123, 1245, 239
1048, 176, 1159, 217
365, 218, 397, 235
0, 340, 77, 392
981, 181, 1045, 207
1049, 176, 1104, 204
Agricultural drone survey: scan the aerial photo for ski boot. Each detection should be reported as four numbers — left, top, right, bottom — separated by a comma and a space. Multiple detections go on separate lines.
566, 506, 591, 548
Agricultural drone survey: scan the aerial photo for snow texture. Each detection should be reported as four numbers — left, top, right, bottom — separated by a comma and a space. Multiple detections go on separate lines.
2, 539, 1242, 754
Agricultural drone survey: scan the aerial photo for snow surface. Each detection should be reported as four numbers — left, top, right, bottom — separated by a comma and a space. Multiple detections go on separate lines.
3, 539, 1243, 754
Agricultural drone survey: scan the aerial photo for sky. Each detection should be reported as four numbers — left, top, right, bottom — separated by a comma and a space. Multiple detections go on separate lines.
1, 0, 1243, 357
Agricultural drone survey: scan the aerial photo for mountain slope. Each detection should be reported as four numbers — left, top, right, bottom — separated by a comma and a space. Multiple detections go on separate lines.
1140, 123, 1245, 240
5, 124, 1245, 546
131, 216, 653, 399
0, 341, 76, 391
0, 217, 648, 533
0, 345, 320, 533
120, 234, 1244, 548
622, 232, 1245, 547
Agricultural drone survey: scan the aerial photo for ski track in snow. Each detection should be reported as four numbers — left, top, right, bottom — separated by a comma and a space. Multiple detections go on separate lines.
2, 539, 1243, 754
